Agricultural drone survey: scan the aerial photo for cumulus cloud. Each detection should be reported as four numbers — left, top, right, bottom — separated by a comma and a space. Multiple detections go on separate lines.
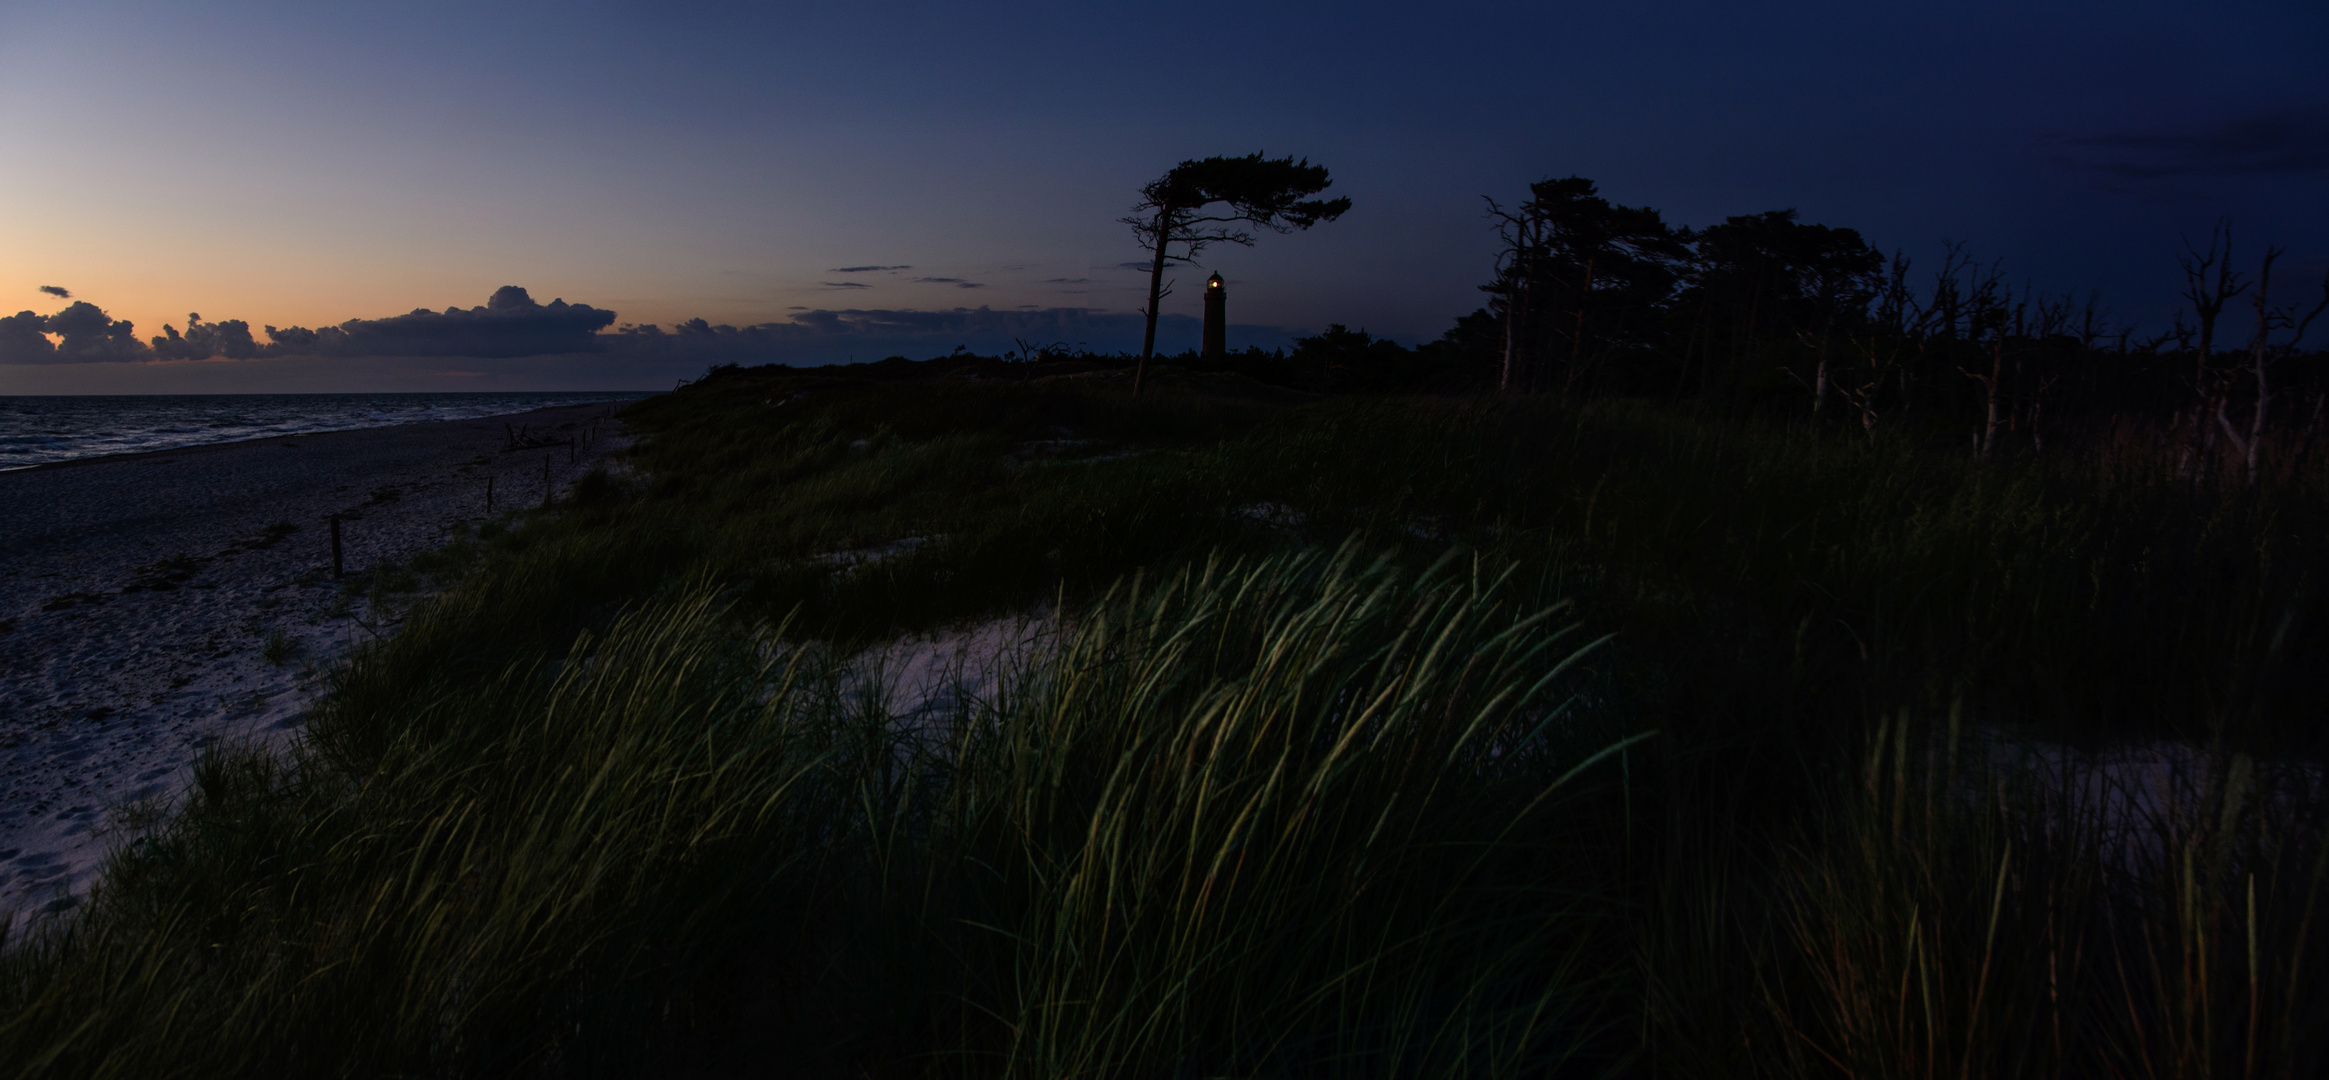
37, 285, 70, 299
261, 286, 618, 358
2049, 106, 2329, 179
10, 301, 1303, 388
152, 315, 259, 360
827, 265, 912, 273
0, 300, 148, 364
0, 311, 56, 363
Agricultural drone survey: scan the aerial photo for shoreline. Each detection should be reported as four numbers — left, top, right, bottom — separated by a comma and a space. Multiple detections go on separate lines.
0, 391, 649, 475
0, 401, 636, 925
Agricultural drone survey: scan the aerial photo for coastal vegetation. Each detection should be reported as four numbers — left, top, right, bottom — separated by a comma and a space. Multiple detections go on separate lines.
5, 174, 2328, 1076
2, 355, 2325, 1076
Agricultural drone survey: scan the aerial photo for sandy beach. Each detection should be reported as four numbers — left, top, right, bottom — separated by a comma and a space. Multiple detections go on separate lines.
0, 402, 631, 923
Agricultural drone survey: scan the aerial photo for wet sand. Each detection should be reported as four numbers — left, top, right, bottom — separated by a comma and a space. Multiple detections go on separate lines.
0, 402, 631, 924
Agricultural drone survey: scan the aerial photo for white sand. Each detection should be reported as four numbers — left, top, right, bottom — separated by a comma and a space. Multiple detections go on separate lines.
0, 403, 630, 925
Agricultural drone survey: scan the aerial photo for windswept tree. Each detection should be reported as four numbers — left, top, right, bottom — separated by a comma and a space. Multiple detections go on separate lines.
1124, 153, 1349, 394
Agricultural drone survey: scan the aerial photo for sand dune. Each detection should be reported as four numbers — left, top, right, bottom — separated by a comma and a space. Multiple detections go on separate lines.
0, 403, 628, 927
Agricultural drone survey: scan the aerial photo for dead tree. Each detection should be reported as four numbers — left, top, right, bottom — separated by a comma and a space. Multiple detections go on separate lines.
1485, 198, 1546, 393
2177, 220, 2249, 477
1952, 260, 2011, 458
2214, 246, 2329, 486
1827, 247, 1952, 436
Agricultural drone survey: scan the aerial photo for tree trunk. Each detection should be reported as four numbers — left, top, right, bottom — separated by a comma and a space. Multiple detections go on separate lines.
1134, 205, 1175, 397
1981, 340, 2004, 458
1561, 258, 1596, 405
1810, 318, 1833, 416
2247, 338, 2270, 485
1499, 280, 1526, 393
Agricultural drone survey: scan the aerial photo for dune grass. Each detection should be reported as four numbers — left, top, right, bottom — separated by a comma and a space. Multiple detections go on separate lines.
3, 367, 2324, 1076
1, 546, 1631, 1077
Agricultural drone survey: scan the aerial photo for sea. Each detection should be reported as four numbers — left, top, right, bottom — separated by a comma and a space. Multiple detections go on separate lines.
0, 392, 655, 471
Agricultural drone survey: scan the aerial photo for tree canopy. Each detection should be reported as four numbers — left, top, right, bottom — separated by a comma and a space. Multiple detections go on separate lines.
1125, 153, 1350, 394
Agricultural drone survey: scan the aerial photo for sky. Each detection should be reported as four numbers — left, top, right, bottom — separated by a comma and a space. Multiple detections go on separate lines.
1, 0, 2324, 392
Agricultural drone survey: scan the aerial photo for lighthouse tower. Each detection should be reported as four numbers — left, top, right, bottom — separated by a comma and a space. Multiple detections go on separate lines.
1202, 272, 1226, 358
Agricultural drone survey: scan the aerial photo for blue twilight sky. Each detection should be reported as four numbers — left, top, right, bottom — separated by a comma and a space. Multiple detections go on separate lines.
0, 0, 2323, 391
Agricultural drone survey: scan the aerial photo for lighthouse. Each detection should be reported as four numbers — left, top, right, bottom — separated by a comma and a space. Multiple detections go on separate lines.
1202, 272, 1226, 358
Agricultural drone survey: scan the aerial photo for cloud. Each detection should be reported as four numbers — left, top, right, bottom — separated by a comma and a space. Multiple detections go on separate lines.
264, 286, 618, 358
0, 311, 56, 363
1112, 262, 1154, 271
909, 277, 985, 289
6, 304, 1306, 389
819, 281, 876, 288
827, 265, 912, 273
1044, 278, 1093, 285
600, 304, 1293, 364
37, 285, 70, 299
603, 305, 1197, 362
2049, 106, 2329, 179
153, 316, 259, 360
0, 300, 148, 364
764, 306, 1137, 339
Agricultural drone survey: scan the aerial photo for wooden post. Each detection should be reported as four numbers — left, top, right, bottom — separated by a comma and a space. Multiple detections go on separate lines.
542, 455, 552, 507
486, 475, 494, 513
329, 514, 343, 578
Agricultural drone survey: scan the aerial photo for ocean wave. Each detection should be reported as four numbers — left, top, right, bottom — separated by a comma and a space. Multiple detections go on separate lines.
0, 392, 648, 471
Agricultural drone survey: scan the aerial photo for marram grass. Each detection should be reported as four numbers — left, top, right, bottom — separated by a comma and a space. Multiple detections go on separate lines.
0, 545, 1635, 1078
7, 375, 2328, 1077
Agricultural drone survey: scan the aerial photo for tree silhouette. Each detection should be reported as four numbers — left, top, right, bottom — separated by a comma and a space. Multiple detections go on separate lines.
1486, 177, 1688, 399
1124, 153, 1349, 395
1683, 208, 1882, 408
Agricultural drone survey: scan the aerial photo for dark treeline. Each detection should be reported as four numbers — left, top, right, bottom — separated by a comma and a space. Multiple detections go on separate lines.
1486, 179, 2327, 438
1166, 177, 2329, 487
1458, 178, 2329, 480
